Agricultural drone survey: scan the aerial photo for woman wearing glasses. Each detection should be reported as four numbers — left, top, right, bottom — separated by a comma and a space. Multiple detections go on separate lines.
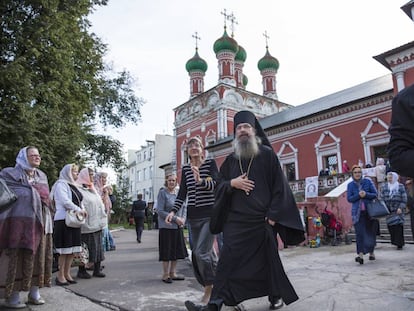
347, 164, 378, 264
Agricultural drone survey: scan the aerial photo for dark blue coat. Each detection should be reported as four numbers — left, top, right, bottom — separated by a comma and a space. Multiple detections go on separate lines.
347, 178, 377, 224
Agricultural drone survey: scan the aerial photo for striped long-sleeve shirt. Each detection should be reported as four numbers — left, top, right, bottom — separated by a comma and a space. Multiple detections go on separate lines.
172, 159, 218, 219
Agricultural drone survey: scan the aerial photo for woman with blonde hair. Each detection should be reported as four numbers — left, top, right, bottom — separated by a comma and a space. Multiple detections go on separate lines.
156, 173, 188, 283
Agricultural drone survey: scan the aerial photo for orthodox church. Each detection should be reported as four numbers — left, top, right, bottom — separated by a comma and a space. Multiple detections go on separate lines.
173, 2, 414, 185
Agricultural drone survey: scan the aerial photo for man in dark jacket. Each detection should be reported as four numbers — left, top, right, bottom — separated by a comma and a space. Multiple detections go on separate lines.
185, 111, 305, 311
388, 84, 414, 178
130, 194, 147, 243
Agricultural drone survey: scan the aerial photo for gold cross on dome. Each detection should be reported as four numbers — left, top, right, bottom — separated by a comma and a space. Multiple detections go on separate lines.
192, 32, 201, 49
263, 30, 270, 48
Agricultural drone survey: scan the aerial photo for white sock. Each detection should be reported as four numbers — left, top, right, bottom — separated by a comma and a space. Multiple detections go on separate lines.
8, 291, 20, 304
29, 286, 40, 300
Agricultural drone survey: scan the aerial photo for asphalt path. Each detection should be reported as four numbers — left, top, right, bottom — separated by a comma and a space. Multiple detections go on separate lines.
1, 227, 413, 311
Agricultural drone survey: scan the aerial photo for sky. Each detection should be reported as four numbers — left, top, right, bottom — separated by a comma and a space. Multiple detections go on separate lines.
88, 1, 414, 153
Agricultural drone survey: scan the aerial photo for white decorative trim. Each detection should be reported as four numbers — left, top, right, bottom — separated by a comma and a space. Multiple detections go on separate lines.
277, 141, 299, 180
315, 131, 342, 173
360, 117, 390, 165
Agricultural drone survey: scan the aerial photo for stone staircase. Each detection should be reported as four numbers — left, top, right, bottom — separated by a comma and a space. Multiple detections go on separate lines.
347, 217, 414, 244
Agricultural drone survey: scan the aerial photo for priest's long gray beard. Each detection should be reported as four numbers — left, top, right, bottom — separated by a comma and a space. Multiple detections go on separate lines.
233, 135, 261, 159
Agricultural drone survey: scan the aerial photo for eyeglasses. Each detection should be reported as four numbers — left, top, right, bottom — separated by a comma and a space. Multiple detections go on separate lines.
353, 171, 362, 174
28, 154, 41, 158
188, 142, 201, 148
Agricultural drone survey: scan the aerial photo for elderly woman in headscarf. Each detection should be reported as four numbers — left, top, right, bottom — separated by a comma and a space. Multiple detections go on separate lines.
94, 172, 116, 251
347, 164, 378, 265
380, 172, 407, 250
76, 168, 107, 279
51, 164, 87, 286
0, 146, 53, 308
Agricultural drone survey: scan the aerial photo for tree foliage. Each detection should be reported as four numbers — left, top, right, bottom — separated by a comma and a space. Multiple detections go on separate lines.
110, 175, 132, 224
0, 0, 144, 181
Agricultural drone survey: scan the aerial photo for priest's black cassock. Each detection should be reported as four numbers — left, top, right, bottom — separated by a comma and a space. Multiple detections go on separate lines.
209, 111, 305, 308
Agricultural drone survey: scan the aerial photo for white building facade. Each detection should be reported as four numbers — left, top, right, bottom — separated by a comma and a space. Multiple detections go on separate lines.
125, 134, 174, 204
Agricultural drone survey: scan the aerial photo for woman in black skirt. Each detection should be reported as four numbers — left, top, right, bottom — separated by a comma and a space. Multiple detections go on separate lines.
52, 164, 86, 285
156, 173, 188, 283
380, 172, 407, 250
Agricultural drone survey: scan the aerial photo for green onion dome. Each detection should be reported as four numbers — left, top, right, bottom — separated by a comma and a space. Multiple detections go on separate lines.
213, 28, 239, 54
242, 74, 248, 86
185, 49, 208, 73
257, 48, 279, 71
235, 45, 246, 62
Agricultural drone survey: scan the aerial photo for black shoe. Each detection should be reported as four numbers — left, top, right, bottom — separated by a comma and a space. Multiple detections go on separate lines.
55, 277, 69, 286
369, 255, 375, 261
355, 256, 364, 265
184, 300, 204, 311
93, 271, 106, 278
77, 270, 92, 279
397, 246, 403, 250
67, 279, 78, 284
269, 298, 284, 310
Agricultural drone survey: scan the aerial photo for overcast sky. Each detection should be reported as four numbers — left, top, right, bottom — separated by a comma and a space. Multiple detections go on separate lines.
89, 1, 414, 152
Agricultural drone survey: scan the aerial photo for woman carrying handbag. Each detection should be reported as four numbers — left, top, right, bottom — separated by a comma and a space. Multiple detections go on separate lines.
380, 172, 407, 250
347, 165, 378, 264
51, 164, 87, 286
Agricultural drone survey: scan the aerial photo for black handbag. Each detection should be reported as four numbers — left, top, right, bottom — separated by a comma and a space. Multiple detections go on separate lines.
386, 213, 404, 226
0, 178, 18, 213
366, 198, 390, 218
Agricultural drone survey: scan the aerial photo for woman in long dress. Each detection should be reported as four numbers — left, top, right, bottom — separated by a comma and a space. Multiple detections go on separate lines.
0, 146, 53, 308
380, 172, 407, 250
156, 173, 188, 283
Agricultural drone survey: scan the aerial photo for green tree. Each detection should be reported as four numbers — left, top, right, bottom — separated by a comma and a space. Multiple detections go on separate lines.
110, 175, 132, 224
0, 0, 144, 181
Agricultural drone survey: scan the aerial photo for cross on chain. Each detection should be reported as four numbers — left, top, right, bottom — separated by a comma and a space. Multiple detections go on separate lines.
192, 32, 201, 49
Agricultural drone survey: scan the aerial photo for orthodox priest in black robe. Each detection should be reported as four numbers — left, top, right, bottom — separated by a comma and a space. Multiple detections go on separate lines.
185, 111, 305, 311
388, 84, 414, 178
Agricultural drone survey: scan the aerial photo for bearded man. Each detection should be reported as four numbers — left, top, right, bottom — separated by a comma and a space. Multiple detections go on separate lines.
185, 110, 305, 311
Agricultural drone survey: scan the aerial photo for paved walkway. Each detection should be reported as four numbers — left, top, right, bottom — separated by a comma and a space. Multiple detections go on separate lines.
1, 228, 413, 310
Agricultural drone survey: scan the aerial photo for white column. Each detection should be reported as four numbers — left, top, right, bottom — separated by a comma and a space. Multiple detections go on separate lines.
222, 109, 228, 137
395, 71, 405, 92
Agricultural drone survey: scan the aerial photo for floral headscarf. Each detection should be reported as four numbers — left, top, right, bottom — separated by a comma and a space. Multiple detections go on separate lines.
15, 146, 36, 171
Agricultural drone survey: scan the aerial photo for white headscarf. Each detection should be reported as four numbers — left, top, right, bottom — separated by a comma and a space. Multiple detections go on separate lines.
387, 172, 399, 196
50, 164, 77, 200
15, 146, 36, 171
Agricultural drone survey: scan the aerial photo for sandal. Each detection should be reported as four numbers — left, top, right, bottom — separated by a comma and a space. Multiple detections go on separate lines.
170, 274, 185, 281
162, 274, 172, 283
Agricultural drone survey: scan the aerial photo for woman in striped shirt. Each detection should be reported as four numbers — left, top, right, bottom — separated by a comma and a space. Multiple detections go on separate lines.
166, 136, 219, 304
